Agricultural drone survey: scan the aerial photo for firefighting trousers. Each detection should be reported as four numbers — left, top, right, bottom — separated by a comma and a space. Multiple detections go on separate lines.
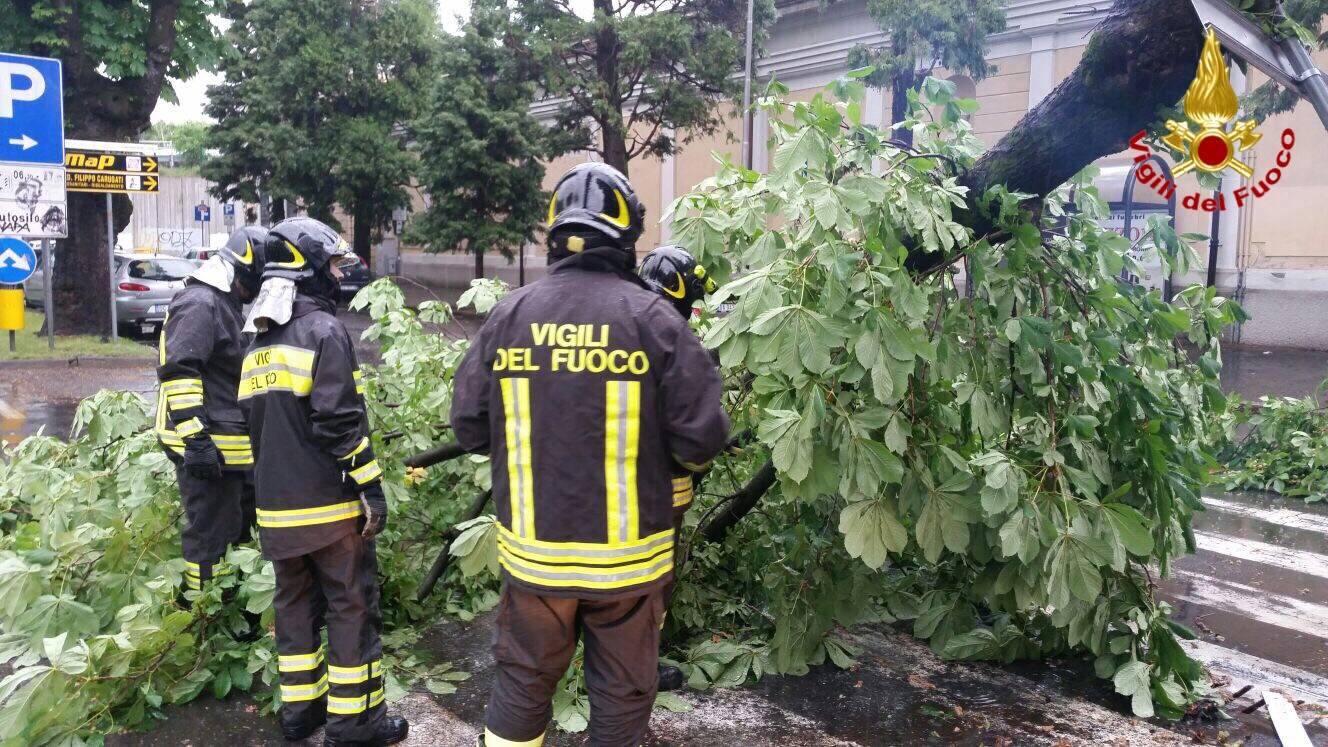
272, 532, 385, 742
485, 584, 664, 747
176, 466, 246, 590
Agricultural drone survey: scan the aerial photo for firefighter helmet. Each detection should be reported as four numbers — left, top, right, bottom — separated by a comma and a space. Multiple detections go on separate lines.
218, 225, 269, 294
262, 217, 353, 281
547, 162, 646, 251
639, 245, 716, 318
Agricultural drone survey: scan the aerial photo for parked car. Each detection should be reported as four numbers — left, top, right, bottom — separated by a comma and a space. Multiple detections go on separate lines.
336, 253, 374, 303
25, 251, 200, 338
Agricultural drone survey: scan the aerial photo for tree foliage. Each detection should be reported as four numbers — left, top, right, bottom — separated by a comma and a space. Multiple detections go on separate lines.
1237, 0, 1328, 121
203, 0, 438, 259
659, 76, 1240, 719
506, 0, 774, 174
0, 291, 493, 744
848, 0, 1005, 145
1218, 381, 1328, 502
409, 0, 552, 279
2, 0, 225, 334
146, 121, 211, 171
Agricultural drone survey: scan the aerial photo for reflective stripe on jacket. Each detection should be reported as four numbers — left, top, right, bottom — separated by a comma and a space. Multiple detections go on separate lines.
240, 295, 374, 560
450, 262, 730, 598
155, 282, 252, 468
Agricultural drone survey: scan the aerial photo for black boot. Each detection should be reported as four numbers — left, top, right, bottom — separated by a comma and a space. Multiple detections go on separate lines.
658, 663, 685, 691
281, 702, 327, 741
323, 714, 408, 746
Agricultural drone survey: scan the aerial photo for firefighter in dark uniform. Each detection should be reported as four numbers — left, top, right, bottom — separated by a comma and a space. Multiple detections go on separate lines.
156, 226, 267, 603
238, 217, 407, 746
451, 163, 731, 747
636, 244, 718, 692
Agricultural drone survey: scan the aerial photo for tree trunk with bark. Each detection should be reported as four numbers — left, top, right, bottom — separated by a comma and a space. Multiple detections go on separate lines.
593, 0, 630, 176
474, 243, 485, 280
41, 0, 185, 335
352, 198, 373, 265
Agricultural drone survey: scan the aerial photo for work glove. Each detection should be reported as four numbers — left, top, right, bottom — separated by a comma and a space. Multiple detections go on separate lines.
183, 437, 224, 480
359, 482, 388, 539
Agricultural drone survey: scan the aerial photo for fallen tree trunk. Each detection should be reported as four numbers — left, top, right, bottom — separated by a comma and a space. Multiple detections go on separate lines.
911, 0, 1205, 273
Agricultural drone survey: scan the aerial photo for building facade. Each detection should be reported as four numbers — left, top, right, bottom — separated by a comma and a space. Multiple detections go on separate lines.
402, 0, 1328, 347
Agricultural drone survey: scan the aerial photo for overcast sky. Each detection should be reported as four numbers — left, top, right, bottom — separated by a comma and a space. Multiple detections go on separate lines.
151, 0, 593, 123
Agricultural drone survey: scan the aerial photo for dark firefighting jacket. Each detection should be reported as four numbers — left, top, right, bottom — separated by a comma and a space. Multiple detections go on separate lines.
239, 295, 378, 560
450, 261, 730, 598
156, 281, 253, 469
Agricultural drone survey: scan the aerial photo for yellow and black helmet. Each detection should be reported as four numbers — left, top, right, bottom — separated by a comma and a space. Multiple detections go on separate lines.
262, 217, 352, 281
218, 225, 269, 293
547, 162, 646, 252
639, 245, 717, 318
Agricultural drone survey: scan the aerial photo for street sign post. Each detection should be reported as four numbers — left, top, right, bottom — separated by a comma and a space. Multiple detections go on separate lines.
65, 145, 159, 193
223, 202, 235, 230
65, 170, 158, 193
0, 236, 37, 352
0, 52, 67, 285
0, 53, 65, 166
195, 204, 210, 249
61, 141, 161, 342
0, 162, 67, 237
0, 236, 37, 284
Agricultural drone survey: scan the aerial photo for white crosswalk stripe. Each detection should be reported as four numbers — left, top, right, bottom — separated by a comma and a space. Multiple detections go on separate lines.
1202, 495, 1328, 535
1169, 570, 1328, 639
1181, 638, 1328, 708
1193, 531, 1328, 580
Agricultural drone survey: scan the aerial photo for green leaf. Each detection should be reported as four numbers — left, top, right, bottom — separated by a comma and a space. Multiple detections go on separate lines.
840, 498, 909, 569
1103, 503, 1154, 556
1112, 660, 1155, 718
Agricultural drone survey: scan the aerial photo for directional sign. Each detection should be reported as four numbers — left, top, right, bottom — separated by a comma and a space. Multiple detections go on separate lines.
0, 162, 66, 237
0, 237, 37, 285
195, 204, 211, 222
66, 170, 158, 194
65, 151, 158, 174
0, 53, 64, 166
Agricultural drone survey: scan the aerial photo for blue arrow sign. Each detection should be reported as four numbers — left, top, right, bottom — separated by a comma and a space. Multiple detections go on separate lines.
194, 204, 211, 222
0, 236, 37, 284
0, 53, 64, 166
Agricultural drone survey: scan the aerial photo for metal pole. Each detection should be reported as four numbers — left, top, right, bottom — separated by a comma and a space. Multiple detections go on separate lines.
1206, 175, 1223, 289
106, 193, 118, 341
740, 0, 757, 170
519, 245, 526, 287
42, 239, 54, 350
1277, 4, 1328, 130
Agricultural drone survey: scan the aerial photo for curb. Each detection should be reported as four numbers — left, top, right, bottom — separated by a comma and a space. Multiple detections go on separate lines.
0, 355, 154, 369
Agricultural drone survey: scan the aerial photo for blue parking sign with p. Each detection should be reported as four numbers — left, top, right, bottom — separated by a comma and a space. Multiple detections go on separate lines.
0, 52, 65, 166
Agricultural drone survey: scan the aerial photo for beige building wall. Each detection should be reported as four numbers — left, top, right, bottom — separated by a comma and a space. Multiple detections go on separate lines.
1240, 47, 1328, 269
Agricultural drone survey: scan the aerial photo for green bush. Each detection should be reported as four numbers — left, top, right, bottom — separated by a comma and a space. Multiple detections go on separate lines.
1219, 385, 1328, 502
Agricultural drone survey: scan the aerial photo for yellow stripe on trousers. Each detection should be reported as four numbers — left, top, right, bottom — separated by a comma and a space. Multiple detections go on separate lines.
604, 380, 641, 544
500, 378, 535, 538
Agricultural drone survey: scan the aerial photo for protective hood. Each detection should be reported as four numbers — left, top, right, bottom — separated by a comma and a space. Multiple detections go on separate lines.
243, 277, 297, 334
190, 255, 235, 294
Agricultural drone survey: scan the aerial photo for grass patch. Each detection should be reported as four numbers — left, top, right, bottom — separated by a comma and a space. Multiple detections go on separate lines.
1, 310, 154, 360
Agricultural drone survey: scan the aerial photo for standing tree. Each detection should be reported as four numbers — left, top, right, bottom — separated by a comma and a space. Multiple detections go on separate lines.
145, 121, 210, 170
203, 0, 437, 261
2, 1, 224, 335
848, 0, 1005, 147
508, 0, 773, 175
410, 0, 552, 280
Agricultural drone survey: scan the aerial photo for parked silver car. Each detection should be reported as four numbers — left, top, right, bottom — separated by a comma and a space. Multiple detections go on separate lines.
25, 250, 200, 337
